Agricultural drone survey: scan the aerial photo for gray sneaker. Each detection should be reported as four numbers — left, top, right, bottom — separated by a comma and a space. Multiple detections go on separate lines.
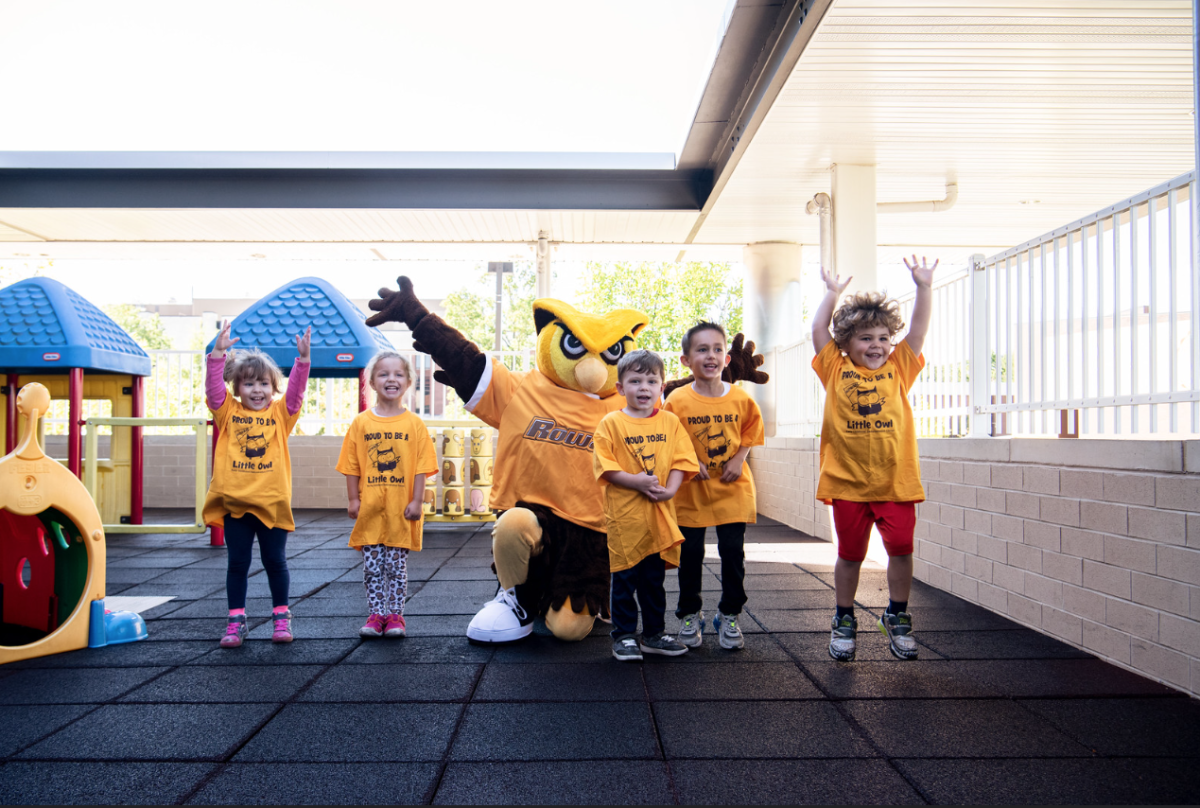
612, 636, 643, 662
713, 611, 745, 650
829, 613, 857, 661
678, 612, 704, 648
639, 632, 688, 657
878, 612, 919, 660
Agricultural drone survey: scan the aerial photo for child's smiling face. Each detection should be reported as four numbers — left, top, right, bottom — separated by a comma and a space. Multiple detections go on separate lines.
371, 357, 410, 403
237, 375, 274, 411
617, 369, 664, 414
844, 325, 893, 371
682, 328, 729, 383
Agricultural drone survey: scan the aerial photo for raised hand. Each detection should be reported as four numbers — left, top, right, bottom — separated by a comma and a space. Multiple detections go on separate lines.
820, 266, 852, 296
723, 333, 770, 385
296, 326, 312, 362
213, 320, 240, 355
366, 276, 430, 329
904, 255, 939, 289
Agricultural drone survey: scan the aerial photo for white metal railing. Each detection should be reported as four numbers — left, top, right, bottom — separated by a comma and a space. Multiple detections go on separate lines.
136, 349, 537, 436
978, 171, 1200, 437
770, 336, 824, 437
896, 269, 974, 437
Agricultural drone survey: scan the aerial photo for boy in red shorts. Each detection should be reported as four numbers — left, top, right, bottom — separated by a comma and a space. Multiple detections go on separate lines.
811, 256, 936, 661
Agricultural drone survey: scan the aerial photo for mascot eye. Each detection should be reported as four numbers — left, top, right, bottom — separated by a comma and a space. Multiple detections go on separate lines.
560, 331, 587, 360
600, 341, 625, 364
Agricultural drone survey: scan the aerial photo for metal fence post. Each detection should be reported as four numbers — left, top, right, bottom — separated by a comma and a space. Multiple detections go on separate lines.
969, 253, 990, 437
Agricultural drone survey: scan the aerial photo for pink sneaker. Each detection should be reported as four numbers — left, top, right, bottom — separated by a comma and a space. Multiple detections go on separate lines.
384, 614, 406, 638
271, 610, 294, 643
220, 615, 247, 648
360, 613, 386, 638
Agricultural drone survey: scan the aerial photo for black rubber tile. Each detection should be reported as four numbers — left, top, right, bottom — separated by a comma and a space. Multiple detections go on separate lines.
117, 583, 224, 599
301, 663, 480, 702
849, 580, 967, 610
451, 703, 658, 760
235, 703, 461, 762
300, 582, 365, 598
402, 614, 474, 637
0, 762, 217, 805
743, 574, 832, 591
662, 573, 723, 593
246, 616, 362, 640
0, 705, 92, 756
750, 609, 842, 632
917, 630, 1092, 660
877, 607, 1018, 632
800, 659, 1003, 698
189, 639, 358, 666
1, 666, 169, 704
672, 759, 922, 805
159, 598, 276, 619
6, 641, 213, 669
145, 569, 226, 585
108, 555, 213, 568
743, 589, 841, 610
187, 762, 441, 805
105, 567, 178, 584
406, 580, 499, 600
270, 569, 346, 584
845, 700, 1089, 757
656, 701, 874, 759
645, 662, 822, 700
435, 555, 496, 568
143, 618, 263, 641
645, 634, 794, 663
343, 636, 494, 664
775, 632, 948, 662
489, 635, 614, 663
120, 665, 322, 703
429, 566, 501, 581
288, 597, 372, 617
896, 758, 1200, 805
1021, 698, 1200, 757
474, 662, 645, 701
741, 561, 807, 575
404, 595, 493, 615
18, 703, 279, 761
977, 659, 1179, 698
433, 761, 674, 805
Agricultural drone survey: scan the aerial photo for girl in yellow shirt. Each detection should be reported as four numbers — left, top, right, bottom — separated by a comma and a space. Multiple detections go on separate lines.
336, 351, 438, 638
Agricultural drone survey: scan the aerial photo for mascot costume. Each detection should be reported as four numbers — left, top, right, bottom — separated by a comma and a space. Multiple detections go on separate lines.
367, 277, 767, 643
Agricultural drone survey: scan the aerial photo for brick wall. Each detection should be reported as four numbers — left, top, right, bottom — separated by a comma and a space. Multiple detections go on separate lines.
749, 436, 1200, 698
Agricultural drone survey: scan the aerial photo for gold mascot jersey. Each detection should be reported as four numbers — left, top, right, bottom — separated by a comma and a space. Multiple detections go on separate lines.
469, 358, 625, 532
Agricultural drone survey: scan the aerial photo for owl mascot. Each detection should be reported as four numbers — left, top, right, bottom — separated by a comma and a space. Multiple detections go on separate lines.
368, 277, 767, 643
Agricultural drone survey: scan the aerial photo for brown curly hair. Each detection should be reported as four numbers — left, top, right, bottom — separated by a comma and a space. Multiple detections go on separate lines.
224, 349, 284, 395
831, 291, 906, 349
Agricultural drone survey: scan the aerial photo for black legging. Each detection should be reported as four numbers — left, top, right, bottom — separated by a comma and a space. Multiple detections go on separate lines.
224, 513, 290, 610
674, 522, 747, 617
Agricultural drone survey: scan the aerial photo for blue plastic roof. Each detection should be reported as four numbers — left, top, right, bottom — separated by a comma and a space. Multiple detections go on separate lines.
206, 277, 394, 377
0, 277, 150, 375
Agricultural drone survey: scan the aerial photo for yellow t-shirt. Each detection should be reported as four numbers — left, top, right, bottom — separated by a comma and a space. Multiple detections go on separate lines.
663, 383, 765, 527
203, 394, 301, 531
812, 339, 926, 504
470, 358, 625, 532
592, 409, 699, 572
336, 409, 439, 550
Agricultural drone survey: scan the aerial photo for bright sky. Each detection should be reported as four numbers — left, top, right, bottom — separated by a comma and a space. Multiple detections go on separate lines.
0, 0, 731, 156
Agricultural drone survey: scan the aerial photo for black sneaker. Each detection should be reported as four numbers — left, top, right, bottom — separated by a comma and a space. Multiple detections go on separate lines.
639, 632, 688, 657
612, 636, 643, 662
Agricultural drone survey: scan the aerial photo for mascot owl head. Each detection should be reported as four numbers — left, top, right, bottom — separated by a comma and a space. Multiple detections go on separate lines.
533, 299, 648, 398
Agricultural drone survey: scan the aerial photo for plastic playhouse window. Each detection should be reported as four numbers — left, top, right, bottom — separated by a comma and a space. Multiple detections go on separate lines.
0, 508, 89, 648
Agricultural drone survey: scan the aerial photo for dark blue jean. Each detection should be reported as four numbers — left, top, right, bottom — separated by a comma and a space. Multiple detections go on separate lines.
224, 513, 290, 609
611, 553, 666, 639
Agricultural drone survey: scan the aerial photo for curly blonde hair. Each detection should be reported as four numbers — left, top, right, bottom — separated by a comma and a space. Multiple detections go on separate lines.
364, 350, 413, 390
224, 349, 284, 395
831, 292, 906, 349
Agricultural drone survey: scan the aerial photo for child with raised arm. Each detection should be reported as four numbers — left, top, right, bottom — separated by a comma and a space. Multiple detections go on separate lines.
205, 321, 312, 648
593, 350, 700, 662
664, 322, 765, 650
336, 351, 438, 638
812, 256, 937, 661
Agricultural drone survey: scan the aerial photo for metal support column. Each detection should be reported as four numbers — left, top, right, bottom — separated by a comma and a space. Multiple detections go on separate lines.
535, 231, 552, 299
968, 253, 991, 437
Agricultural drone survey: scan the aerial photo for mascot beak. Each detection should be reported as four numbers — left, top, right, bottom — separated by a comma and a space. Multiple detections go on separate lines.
574, 357, 608, 394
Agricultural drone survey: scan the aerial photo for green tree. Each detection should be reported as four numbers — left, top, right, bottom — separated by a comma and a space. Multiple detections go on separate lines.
442, 262, 540, 353
102, 304, 172, 350
577, 261, 743, 380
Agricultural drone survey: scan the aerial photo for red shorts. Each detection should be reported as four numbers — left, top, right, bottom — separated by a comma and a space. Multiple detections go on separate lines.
830, 500, 917, 562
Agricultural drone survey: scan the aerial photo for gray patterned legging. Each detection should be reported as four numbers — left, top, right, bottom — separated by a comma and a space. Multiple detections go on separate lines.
361, 545, 408, 616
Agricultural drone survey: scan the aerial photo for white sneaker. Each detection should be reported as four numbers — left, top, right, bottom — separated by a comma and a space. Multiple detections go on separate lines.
678, 611, 704, 648
466, 587, 534, 644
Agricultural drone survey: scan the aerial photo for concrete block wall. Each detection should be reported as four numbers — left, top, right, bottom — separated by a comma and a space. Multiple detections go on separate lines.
749, 436, 1200, 698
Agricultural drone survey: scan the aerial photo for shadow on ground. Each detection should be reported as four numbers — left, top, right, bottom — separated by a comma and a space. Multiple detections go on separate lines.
1, 510, 1197, 805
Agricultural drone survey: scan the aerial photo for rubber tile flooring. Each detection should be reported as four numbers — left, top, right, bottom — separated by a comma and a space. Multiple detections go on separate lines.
2, 510, 1198, 805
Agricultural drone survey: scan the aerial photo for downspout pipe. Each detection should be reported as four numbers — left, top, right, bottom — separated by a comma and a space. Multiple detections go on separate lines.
877, 183, 958, 214
805, 192, 832, 272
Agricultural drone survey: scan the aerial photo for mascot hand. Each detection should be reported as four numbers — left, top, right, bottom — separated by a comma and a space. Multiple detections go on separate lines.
367, 276, 430, 329
722, 333, 769, 385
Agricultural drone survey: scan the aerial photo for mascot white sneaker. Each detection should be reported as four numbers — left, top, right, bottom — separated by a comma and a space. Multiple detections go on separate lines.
466, 587, 532, 643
